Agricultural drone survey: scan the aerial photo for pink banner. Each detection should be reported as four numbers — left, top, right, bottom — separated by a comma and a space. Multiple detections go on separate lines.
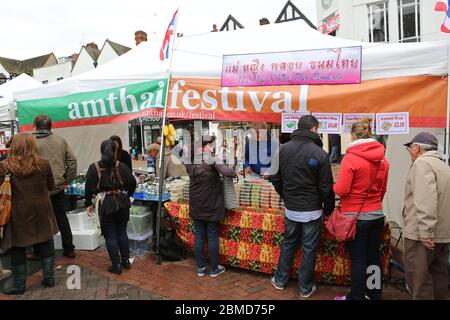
222, 46, 362, 87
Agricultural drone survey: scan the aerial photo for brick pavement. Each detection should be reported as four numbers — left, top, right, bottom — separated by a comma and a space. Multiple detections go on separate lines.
0, 246, 427, 300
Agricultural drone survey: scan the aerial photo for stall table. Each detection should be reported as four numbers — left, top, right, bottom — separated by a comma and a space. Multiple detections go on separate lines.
165, 202, 391, 286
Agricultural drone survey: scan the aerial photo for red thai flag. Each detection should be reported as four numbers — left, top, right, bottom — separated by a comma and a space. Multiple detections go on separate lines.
160, 9, 178, 61
435, 0, 450, 33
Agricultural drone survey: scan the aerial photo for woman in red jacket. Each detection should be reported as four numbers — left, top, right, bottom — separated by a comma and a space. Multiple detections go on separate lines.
333, 118, 389, 300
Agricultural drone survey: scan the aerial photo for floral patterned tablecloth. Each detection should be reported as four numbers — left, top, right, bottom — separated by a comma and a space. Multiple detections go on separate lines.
165, 202, 391, 286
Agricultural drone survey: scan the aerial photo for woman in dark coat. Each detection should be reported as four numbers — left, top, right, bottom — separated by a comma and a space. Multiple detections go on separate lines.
1, 133, 58, 295
184, 135, 237, 277
85, 140, 136, 275
110, 135, 132, 172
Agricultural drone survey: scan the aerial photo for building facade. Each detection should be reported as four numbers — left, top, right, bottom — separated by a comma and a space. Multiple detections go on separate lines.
97, 40, 131, 67
71, 43, 101, 76
317, 0, 446, 43
33, 57, 73, 84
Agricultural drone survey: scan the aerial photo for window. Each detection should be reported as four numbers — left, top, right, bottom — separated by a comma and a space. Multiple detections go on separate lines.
368, 1, 389, 42
42, 80, 48, 84
57, 77, 63, 81
398, 0, 420, 42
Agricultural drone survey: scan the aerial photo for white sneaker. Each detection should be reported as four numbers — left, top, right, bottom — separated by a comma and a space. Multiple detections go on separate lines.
300, 285, 317, 298
0, 269, 12, 281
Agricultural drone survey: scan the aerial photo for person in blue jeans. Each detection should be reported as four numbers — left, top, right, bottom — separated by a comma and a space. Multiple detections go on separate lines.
184, 135, 237, 277
270, 115, 335, 298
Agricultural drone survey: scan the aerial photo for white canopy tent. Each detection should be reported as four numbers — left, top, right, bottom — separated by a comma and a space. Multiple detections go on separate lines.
14, 20, 450, 226
15, 21, 448, 99
0, 74, 42, 126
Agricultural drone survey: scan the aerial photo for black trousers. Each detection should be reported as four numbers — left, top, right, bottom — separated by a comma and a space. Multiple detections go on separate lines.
100, 209, 130, 266
345, 217, 385, 300
11, 240, 55, 266
52, 190, 75, 253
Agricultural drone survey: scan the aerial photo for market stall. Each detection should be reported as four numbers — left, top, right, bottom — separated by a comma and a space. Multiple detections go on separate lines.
165, 177, 390, 286
13, 19, 449, 275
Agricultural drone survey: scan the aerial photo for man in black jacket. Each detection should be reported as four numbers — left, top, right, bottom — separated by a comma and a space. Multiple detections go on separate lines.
270, 115, 335, 298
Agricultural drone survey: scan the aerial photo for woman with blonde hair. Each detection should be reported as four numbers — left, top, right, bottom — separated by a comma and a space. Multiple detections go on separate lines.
333, 118, 389, 300
0, 133, 58, 295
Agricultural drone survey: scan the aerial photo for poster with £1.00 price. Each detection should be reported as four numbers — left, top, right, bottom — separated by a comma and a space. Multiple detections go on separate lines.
376, 112, 409, 135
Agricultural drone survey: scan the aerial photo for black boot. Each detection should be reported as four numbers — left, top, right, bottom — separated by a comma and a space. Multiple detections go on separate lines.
41, 256, 55, 287
2, 264, 27, 295
121, 259, 131, 270
107, 265, 123, 275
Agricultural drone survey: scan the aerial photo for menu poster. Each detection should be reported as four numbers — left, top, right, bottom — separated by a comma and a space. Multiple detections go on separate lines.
375, 112, 410, 135
343, 113, 375, 133
281, 112, 311, 133
312, 113, 342, 134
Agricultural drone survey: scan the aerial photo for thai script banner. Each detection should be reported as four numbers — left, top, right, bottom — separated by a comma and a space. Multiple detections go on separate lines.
222, 46, 362, 87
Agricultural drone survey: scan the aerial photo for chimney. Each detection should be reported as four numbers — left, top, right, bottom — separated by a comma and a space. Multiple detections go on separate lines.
86, 42, 98, 50
211, 24, 218, 32
259, 18, 270, 26
70, 53, 79, 63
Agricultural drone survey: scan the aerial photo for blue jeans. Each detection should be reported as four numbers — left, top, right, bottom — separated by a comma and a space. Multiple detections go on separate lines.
345, 217, 385, 300
101, 211, 130, 266
194, 220, 219, 271
329, 146, 339, 163
274, 216, 322, 294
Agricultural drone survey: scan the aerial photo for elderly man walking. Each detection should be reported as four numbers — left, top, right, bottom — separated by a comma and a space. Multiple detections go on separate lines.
403, 132, 450, 300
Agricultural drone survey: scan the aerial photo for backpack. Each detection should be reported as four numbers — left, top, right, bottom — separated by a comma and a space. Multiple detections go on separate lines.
94, 161, 131, 216
0, 170, 12, 238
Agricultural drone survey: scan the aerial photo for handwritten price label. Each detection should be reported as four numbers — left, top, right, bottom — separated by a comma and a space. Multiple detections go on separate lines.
312, 113, 342, 134
375, 112, 409, 135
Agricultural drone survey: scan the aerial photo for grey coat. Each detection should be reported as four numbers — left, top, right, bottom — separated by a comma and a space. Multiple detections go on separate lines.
185, 153, 237, 221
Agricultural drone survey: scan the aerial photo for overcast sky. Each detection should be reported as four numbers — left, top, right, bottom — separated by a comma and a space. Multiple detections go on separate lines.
0, 0, 317, 60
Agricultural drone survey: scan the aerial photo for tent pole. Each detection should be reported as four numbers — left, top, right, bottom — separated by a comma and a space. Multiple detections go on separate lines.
446, 34, 450, 165
140, 118, 145, 158
156, 8, 180, 265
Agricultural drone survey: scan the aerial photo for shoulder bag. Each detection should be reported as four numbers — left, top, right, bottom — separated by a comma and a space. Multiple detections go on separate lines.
0, 169, 12, 238
326, 162, 381, 241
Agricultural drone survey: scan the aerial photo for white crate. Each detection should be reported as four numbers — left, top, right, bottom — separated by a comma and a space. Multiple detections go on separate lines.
54, 229, 104, 251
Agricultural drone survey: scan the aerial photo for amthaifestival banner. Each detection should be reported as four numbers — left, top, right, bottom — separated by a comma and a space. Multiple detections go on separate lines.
17, 76, 447, 130
222, 46, 362, 87
18, 79, 168, 130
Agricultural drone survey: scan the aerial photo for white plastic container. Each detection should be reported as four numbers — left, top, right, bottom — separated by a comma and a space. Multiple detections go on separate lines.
67, 210, 87, 232
127, 230, 152, 241
127, 211, 152, 236
54, 229, 104, 251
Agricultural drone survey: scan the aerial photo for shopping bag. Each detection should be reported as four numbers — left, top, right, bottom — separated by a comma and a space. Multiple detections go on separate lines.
223, 176, 239, 209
